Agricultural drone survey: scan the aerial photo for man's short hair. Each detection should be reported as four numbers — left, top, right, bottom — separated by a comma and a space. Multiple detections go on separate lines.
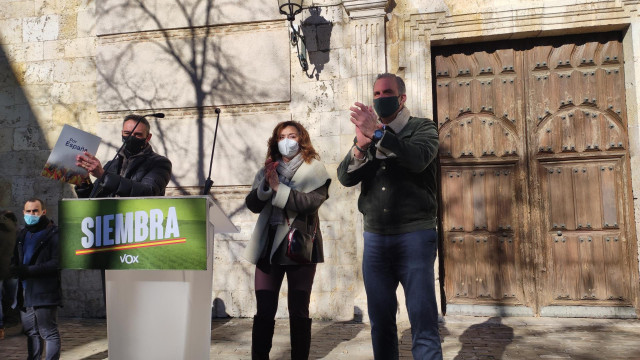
123, 115, 151, 134
375, 73, 406, 96
25, 197, 46, 210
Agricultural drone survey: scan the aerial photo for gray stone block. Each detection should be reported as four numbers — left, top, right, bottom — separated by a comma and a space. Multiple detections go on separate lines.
23, 14, 60, 42
96, 0, 281, 35
14, 126, 45, 150
96, 28, 290, 111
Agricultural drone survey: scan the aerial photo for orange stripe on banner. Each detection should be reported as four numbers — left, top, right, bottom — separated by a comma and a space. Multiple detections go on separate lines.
75, 238, 187, 255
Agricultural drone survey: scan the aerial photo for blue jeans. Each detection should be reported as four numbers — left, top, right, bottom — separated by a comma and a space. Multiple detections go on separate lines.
21, 306, 61, 360
363, 229, 442, 360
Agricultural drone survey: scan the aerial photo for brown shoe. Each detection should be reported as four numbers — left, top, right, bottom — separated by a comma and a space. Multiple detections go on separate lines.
0, 328, 5, 340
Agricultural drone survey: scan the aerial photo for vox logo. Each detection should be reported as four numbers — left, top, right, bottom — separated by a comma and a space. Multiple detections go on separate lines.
120, 254, 139, 264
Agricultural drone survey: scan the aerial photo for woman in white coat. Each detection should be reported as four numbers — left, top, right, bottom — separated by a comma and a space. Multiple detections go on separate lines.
244, 121, 330, 360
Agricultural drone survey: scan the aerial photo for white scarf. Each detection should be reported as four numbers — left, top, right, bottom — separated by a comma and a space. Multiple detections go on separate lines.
276, 153, 304, 184
270, 153, 304, 225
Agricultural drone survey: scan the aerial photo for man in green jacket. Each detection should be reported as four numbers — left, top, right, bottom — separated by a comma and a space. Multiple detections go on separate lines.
337, 73, 442, 359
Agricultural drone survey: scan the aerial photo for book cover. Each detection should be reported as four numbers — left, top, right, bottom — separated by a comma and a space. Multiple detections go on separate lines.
41, 124, 101, 185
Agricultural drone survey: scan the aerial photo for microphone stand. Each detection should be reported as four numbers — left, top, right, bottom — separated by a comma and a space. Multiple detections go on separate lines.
88, 113, 164, 198
202, 108, 221, 195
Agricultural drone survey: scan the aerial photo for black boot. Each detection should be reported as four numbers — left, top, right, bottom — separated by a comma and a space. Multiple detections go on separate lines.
252, 316, 275, 360
290, 316, 312, 360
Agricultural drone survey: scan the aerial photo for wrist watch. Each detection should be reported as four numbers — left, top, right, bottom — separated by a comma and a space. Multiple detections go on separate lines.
372, 125, 387, 142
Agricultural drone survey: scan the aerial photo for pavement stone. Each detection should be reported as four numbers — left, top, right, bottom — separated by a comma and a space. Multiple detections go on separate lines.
1, 316, 640, 359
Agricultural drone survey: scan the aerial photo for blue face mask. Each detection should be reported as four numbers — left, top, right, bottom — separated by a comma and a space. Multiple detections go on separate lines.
24, 214, 40, 226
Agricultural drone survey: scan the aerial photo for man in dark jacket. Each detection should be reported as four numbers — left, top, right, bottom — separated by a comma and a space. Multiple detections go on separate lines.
337, 73, 442, 359
10, 198, 61, 360
74, 114, 172, 198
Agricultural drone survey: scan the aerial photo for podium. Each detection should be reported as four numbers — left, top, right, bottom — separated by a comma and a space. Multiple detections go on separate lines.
59, 196, 238, 360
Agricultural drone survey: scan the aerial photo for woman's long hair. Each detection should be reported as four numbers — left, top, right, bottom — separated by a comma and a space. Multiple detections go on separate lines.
266, 121, 319, 164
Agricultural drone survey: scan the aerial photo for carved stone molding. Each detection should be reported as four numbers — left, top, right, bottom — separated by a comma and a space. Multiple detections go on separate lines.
350, 19, 386, 102
393, 0, 640, 117
343, 0, 388, 20
403, 2, 635, 46
388, 13, 442, 119
97, 102, 290, 120
98, 20, 286, 44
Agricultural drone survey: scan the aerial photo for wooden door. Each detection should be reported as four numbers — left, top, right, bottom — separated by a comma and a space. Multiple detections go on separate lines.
433, 32, 638, 315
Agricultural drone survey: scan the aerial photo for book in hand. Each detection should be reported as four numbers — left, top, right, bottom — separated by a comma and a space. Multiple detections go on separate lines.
41, 124, 101, 185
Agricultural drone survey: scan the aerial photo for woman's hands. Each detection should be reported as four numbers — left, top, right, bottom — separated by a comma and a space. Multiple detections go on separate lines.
264, 159, 279, 192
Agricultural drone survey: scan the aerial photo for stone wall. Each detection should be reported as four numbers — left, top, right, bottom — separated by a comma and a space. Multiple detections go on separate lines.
0, 0, 364, 320
1, 0, 639, 320
0, 0, 104, 317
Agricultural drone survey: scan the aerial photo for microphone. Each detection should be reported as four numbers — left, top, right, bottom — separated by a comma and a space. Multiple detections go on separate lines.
203, 108, 221, 195
88, 111, 164, 198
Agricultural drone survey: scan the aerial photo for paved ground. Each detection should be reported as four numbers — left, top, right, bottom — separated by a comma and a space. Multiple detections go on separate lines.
2, 316, 640, 359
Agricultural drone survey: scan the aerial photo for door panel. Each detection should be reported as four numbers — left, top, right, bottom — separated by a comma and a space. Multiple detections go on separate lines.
546, 166, 575, 231
445, 233, 472, 299
601, 165, 618, 228
548, 233, 580, 300
437, 43, 526, 307
441, 165, 520, 304
604, 232, 628, 301
537, 159, 630, 305
526, 33, 635, 310
434, 32, 638, 314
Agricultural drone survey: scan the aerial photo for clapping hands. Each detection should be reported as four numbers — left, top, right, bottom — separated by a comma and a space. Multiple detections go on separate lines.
350, 102, 383, 152
350, 102, 379, 140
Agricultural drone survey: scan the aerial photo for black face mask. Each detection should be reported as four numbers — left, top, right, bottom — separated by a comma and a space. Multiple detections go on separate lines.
373, 96, 400, 118
122, 136, 147, 156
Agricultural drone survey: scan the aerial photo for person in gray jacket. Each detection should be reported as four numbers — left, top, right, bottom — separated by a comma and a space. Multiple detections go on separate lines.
337, 73, 442, 359
244, 121, 330, 360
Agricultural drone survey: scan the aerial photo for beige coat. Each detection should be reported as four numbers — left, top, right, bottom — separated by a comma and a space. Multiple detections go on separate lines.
243, 159, 330, 265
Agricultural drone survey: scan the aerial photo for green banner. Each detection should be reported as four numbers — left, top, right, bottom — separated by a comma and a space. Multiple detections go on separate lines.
59, 197, 208, 270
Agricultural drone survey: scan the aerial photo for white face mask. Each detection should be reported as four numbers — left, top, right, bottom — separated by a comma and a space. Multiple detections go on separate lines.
278, 138, 299, 158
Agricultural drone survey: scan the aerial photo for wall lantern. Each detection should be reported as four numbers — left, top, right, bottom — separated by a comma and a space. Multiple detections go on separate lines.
278, 0, 308, 71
